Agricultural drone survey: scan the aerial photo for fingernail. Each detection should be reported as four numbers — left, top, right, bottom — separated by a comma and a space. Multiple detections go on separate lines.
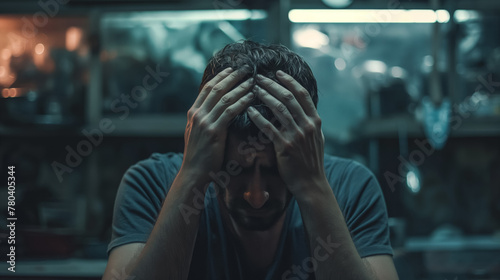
252, 85, 260, 93
226, 67, 233, 72
247, 106, 255, 113
276, 70, 284, 76
248, 78, 254, 84
255, 84, 265, 93
256, 74, 264, 80
246, 88, 255, 98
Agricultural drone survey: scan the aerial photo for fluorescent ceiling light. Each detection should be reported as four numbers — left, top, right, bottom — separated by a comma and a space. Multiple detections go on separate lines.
103, 10, 267, 24
289, 9, 450, 23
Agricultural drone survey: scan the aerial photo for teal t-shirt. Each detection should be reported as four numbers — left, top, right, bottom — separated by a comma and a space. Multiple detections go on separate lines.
107, 152, 393, 280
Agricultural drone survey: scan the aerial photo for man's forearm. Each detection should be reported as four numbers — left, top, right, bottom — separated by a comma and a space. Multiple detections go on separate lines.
295, 180, 373, 280
126, 170, 207, 280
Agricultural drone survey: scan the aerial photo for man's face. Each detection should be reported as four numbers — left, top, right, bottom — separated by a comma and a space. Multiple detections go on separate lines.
217, 132, 292, 231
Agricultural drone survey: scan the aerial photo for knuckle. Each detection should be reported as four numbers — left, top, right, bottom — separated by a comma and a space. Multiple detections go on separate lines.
276, 103, 287, 113
281, 119, 292, 127
297, 130, 306, 140
212, 85, 223, 94
262, 123, 274, 133
298, 89, 309, 98
291, 132, 306, 144
313, 117, 322, 126
303, 122, 316, 133
202, 83, 213, 93
221, 95, 231, 104
197, 118, 209, 129
191, 112, 202, 124
205, 125, 217, 135
283, 92, 294, 101
282, 140, 294, 150
224, 107, 235, 117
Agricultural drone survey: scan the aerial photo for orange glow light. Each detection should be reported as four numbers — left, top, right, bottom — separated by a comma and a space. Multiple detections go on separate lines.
66, 27, 83, 52
34, 44, 48, 70
35, 43, 45, 55
10, 40, 25, 57
2, 88, 9, 98
8, 88, 17, 97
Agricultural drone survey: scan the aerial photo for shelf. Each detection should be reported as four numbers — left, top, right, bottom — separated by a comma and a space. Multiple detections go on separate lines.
352, 115, 423, 139
2, 114, 498, 139
348, 115, 500, 140
405, 235, 500, 252
89, 114, 187, 137
0, 114, 187, 138
452, 117, 500, 137
0, 258, 106, 277
0, 124, 83, 137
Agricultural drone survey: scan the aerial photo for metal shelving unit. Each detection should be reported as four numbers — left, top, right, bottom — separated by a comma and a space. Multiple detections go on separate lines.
349, 115, 500, 140
93, 114, 187, 137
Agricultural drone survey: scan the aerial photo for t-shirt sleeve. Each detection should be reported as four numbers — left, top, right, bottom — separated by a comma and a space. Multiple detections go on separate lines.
330, 158, 393, 258
106, 153, 181, 256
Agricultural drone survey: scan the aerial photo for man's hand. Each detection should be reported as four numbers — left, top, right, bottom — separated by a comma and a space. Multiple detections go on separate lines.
246, 70, 327, 196
181, 67, 255, 185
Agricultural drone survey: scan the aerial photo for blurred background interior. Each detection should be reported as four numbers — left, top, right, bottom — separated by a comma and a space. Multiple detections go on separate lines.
0, 0, 499, 279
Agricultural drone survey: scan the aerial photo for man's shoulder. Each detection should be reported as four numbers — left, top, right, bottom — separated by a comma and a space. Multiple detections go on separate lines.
324, 153, 353, 167
323, 153, 379, 193
134, 152, 184, 172
125, 152, 184, 188
120, 152, 185, 200
323, 153, 371, 177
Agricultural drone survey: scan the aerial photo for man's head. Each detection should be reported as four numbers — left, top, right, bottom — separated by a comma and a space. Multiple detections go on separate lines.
199, 40, 318, 231
200, 40, 318, 136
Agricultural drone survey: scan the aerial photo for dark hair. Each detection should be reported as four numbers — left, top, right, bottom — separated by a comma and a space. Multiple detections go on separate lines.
199, 40, 318, 136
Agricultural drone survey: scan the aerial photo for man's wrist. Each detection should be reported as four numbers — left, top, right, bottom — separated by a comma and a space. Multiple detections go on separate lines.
290, 175, 333, 203
177, 167, 211, 189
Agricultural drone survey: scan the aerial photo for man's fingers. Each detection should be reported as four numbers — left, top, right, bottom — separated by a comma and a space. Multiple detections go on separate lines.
274, 70, 318, 118
208, 77, 254, 122
246, 106, 283, 144
200, 66, 252, 113
193, 67, 233, 108
214, 91, 256, 127
256, 74, 308, 124
253, 85, 296, 129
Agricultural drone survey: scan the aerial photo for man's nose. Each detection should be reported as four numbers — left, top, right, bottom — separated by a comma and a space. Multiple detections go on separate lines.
243, 173, 269, 209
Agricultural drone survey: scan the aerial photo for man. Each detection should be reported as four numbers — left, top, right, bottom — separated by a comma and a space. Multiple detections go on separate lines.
102, 40, 399, 280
